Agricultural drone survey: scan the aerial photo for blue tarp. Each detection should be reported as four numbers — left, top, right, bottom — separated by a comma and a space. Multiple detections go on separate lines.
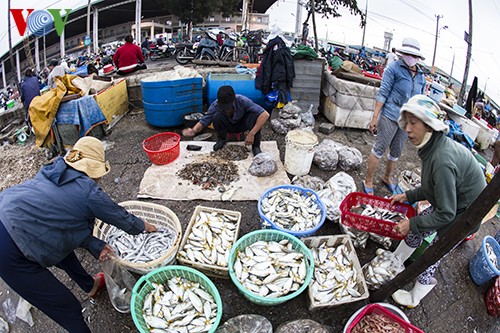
55, 95, 106, 137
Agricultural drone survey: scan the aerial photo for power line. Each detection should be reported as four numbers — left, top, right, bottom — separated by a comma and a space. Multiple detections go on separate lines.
398, 0, 434, 22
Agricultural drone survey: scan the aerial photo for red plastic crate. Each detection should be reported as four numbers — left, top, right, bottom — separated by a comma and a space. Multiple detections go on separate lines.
340, 192, 416, 240
142, 132, 181, 165
346, 303, 424, 333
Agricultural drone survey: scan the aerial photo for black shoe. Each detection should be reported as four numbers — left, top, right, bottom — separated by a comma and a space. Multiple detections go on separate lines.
252, 146, 262, 156
213, 139, 226, 151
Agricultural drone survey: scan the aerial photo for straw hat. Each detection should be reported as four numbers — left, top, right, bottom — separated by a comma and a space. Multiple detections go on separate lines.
398, 95, 449, 133
65, 136, 110, 178
397, 37, 425, 60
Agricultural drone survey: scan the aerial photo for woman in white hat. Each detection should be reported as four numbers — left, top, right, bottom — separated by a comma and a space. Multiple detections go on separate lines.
362, 37, 427, 194
389, 95, 486, 308
0, 136, 157, 332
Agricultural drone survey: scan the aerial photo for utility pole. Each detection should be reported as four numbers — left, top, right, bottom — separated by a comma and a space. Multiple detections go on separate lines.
295, 0, 303, 40
361, 0, 368, 47
448, 47, 455, 85
431, 14, 443, 76
311, 0, 318, 52
7, 0, 19, 88
458, 0, 473, 105
86, 0, 91, 54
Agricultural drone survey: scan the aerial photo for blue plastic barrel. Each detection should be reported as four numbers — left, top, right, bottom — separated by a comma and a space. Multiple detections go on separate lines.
469, 236, 500, 285
206, 73, 266, 108
141, 77, 203, 127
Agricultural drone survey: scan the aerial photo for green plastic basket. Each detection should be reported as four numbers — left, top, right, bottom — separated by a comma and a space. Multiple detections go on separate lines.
130, 266, 223, 333
228, 229, 315, 306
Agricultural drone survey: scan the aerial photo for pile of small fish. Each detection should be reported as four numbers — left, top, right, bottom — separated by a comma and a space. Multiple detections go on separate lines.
142, 278, 218, 332
184, 112, 204, 121
177, 160, 238, 190
401, 170, 421, 188
309, 243, 362, 305
106, 226, 176, 263
260, 188, 323, 232
178, 210, 239, 269
362, 250, 405, 290
350, 204, 406, 223
210, 145, 249, 161
233, 239, 307, 298
486, 242, 499, 270
351, 312, 405, 333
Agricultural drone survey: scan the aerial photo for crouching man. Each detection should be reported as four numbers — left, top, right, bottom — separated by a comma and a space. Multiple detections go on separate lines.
182, 85, 269, 156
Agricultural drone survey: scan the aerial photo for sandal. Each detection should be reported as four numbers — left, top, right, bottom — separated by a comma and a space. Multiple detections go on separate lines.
381, 179, 396, 193
362, 180, 374, 195
88, 272, 105, 298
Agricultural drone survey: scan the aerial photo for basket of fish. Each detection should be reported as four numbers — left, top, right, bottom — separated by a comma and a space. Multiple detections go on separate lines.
177, 206, 241, 279
339, 192, 416, 240
94, 201, 182, 275
258, 185, 326, 237
131, 265, 222, 333
302, 235, 369, 310
228, 229, 315, 306
345, 303, 424, 333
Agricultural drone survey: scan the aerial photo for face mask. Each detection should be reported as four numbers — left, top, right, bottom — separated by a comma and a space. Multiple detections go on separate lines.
402, 55, 419, 67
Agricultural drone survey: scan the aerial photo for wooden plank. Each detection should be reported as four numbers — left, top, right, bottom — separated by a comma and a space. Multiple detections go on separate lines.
370, 173, 500, 302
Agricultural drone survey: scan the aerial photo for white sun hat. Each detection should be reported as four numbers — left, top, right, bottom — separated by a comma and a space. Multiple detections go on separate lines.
398, 94, 449, 133
397, 37, 425, 60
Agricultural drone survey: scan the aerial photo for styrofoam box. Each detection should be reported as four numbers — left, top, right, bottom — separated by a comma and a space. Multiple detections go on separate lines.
321, 95, 372, 129
472, 118, 497, 150
448, 112, 481, 141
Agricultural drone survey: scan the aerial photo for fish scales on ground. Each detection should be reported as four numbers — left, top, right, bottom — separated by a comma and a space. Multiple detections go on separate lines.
362, 250, 405, 290
351, 313, 406, 333
178, 210, 239, 269
309, 242, 362, 304
210, 145, 249, 161
142, 277, 218, 333
350, 204, 405, 223
106, 226, 176, 263
261, 188, 322, 232
234, 239, 307, 298
177, 160, 238, 190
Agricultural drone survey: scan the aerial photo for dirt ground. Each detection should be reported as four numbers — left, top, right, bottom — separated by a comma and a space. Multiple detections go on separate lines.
1, 105, 499, 333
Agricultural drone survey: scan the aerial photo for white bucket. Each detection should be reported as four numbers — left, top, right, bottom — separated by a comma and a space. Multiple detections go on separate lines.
284, 130, 318, 176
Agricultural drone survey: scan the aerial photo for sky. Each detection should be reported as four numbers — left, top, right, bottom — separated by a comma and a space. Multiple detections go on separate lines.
266, 0, 500, 105
1, 0, 499, 105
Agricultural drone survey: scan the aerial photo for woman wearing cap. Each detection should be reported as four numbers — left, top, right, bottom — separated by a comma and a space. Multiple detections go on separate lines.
0, 136, 157, 333
362, 37, 427, 194
389, 95, 486, 308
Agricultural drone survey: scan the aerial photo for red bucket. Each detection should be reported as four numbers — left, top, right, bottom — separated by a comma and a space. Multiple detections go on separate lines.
142, 132, 181, 165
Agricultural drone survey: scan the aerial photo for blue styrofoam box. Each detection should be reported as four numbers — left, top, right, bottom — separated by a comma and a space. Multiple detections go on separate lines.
452, 104, 467, 116
143, 99, 202, 127
206, 73, 266, 108
140, 77, 203, 104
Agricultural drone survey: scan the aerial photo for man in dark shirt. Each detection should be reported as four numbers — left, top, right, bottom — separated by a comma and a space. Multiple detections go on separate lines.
182, 86, 269, 155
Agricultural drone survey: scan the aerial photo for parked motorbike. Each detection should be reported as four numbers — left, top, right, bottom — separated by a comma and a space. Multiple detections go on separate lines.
150, 43, 176, 61
175, 41, 197, 65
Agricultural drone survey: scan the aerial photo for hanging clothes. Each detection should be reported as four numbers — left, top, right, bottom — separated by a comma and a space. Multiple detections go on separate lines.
255, 36, 295, 106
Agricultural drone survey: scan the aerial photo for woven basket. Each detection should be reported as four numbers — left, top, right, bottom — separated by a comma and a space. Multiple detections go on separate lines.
93, 201, 182, 275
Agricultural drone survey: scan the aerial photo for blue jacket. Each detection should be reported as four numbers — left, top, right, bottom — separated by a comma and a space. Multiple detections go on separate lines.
200, 94, 265, 127
0, 157, 145, 267
376, 59, 426, 121
20, 76, 40, 112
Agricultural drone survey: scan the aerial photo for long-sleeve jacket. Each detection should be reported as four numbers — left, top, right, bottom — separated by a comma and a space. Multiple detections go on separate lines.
113, 42, 145, 72
20, 76, 40, 112
199, 94, 265, 127
406, 132, 486, 237
376, 59, 426, 121
255, 37, 295, 95
0, 157, 145, 267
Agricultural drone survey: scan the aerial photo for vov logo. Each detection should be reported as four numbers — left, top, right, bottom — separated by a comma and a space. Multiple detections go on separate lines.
10, 8, 71, 37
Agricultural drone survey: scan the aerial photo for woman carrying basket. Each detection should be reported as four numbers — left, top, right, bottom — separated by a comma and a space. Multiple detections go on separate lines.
389, 95, 486, 308
0, 136, 157, 333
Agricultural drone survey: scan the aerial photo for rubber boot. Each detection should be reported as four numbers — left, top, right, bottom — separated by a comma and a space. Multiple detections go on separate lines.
213, 133, 227, 151
251, 132, 262, 156
392, 279, 437, 308
393, 240, 417, 263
